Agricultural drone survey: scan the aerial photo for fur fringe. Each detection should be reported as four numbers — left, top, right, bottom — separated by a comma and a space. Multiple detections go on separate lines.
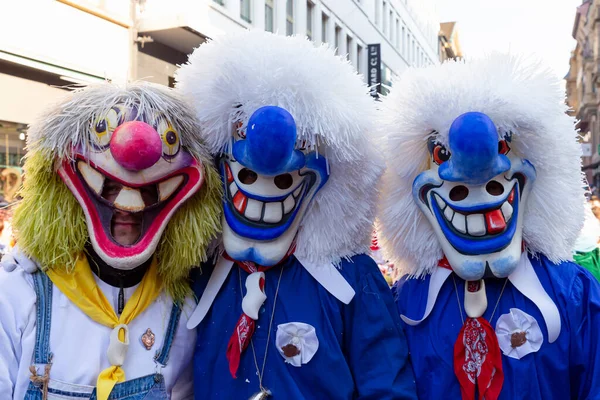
378, 54, 586, 277
176, 31, 384, 266
15, 82, 222, 300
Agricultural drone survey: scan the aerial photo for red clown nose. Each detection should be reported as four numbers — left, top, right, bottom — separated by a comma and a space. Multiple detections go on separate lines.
110, 121, 163, 171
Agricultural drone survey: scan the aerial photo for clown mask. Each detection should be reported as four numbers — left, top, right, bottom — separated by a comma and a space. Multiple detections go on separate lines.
58, 104, 205, 270
412, 112, 536, 280
221, 106, 329, 266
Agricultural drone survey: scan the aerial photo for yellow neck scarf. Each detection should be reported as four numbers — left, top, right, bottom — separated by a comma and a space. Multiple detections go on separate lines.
46, 255, 163, 400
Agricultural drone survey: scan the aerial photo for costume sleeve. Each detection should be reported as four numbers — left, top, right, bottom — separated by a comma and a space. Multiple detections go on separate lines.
0, 267, 36, 398
342, 258, 417, 400
568, 267, 600, 399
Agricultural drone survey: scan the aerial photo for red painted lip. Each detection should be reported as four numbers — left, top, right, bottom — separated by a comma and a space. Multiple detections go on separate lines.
59, 157, 204, 259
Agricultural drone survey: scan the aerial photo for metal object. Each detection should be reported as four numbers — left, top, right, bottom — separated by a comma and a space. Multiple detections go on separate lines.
249, 389, 271, 400
141, 328, 155, 350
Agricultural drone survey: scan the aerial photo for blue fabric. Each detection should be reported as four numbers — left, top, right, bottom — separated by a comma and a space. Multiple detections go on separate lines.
24, 271, 180, 400
192, 254, 417, 399
25, 374, 167, 400
394, 254, 600, 400
32, 271, 53, 364
154, 303, 182, 367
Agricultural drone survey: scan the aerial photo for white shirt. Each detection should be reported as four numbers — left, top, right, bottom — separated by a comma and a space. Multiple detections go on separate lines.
0, 266, 196, 399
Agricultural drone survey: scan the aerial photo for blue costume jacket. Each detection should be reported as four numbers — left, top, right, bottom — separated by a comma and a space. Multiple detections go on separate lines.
193, 254, 417, 399
395, 254, 600, 399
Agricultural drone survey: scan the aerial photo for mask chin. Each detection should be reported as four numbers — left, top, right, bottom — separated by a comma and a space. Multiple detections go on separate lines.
413, 155, 536, 280
221, 152, 329, 266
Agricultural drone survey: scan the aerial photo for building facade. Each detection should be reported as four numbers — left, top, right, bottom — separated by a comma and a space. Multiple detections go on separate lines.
566, 0, 598, 189
0, 0, 438, 201
138, 0, 439, 87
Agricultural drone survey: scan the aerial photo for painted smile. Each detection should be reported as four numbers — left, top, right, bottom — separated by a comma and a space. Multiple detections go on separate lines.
227, 176, 306, 226
427, 176, 525, 256
433, 187, 515, 237
221, 160, 316, 240
59, 155, 203, 260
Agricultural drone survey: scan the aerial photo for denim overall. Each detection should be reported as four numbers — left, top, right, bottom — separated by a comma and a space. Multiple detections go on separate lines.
25, 271, 182, 400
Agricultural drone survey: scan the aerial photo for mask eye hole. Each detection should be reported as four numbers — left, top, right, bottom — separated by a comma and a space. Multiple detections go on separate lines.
235, 121, 246, 139
432, 144, 451, 165
498, 140, 510, 155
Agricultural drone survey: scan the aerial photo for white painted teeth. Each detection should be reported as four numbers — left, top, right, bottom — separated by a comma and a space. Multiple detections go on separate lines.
78, 161, 104, 194
501, 202, 513, 221
158, 176, 184, 202
78, 160, 185, 211
436, 192, 515, 236
245, 199, 262, 221
435, 194, 445, 210
263, 202, 283, 223
233, 183, 303, 224
113, 186, 145, 212
443, 205, 454, 222
466, 214, 486, 236
112, 175, 183, 211
452, 213, 467, 234
283, 195, 295, 213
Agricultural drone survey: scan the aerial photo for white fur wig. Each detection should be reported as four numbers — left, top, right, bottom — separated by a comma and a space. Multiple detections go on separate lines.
176, 31, 383, 265
378, 54, 585, 277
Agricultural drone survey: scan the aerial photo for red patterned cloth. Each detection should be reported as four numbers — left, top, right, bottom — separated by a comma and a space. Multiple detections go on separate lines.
454, 317, 504, 400
224, 246, 295, 378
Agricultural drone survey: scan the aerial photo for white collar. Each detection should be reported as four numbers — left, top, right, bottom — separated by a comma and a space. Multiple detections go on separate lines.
187, 255, 355, 329
400, 252, 561, 343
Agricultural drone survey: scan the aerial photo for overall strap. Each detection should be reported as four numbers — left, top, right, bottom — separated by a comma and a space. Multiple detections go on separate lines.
32, 271, 53, 364
154, 303, 182, 367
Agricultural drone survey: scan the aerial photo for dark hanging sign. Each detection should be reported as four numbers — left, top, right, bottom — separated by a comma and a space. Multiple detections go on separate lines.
367, 44, 381, 97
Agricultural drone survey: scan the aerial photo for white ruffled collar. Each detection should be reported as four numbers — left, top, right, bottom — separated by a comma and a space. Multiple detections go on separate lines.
187, 255, 355, 329
400, 252, 561, 343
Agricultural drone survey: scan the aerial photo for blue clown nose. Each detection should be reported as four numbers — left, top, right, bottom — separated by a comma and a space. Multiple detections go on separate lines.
438, 112, 511, 185
232, 106, 305, 175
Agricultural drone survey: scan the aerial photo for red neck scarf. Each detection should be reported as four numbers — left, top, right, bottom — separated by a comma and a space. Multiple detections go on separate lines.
438, 258, 504, 400
224, 245, 295, 378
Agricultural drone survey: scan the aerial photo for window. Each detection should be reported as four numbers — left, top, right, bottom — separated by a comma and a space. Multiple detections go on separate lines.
402, 26, 405, 53
382, 1, 387, 34
357, 44, 363, 74
346, 35, 353, 62
395, 18, 400, 48
307, 1, 314, 40
240, 0, 251, 23
213, 0, 224, 5
286, 0, 294, 35
265, 0, 274, 32
375, 0, 381, 26
321, 12, 329, 43
389, 10, 393, 40
335, 25, 342, 55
